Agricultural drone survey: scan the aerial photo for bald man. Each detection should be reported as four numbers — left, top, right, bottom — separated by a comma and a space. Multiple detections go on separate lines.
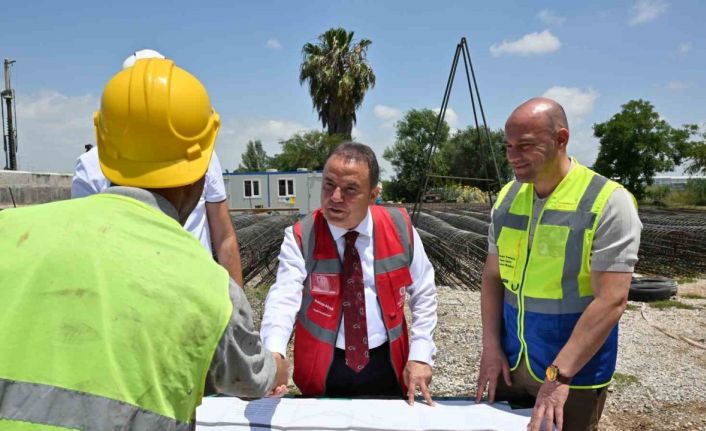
475, 98, 642, 431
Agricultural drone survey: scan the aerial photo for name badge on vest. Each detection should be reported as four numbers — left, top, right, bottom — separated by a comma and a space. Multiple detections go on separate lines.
397, 286, 406, 308
309, 273, 341, 296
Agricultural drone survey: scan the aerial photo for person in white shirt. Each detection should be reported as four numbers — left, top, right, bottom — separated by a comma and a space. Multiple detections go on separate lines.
72, 49, 243, 285
261, 142, 438, 405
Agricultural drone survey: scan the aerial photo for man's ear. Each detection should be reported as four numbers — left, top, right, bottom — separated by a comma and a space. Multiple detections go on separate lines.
370, 184, 381, 204
556, 128, 569, 151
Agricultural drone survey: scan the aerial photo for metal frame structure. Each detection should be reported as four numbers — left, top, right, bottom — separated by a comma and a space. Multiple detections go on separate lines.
411, 38, 501, 223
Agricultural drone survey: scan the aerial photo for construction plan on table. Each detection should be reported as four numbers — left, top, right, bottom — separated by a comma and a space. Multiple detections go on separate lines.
195, 397, 533, 431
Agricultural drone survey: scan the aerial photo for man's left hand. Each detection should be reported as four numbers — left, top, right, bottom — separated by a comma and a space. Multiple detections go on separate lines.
403, 360, 434, 406
527, 381, 570, 431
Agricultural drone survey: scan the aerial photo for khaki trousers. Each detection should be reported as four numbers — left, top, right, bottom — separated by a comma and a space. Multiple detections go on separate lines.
495, 358, 608, 431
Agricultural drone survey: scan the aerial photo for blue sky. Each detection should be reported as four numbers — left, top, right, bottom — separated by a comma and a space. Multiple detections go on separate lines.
2, 0, 703, 177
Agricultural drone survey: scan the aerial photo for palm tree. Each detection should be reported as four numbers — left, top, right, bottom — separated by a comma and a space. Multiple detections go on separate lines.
300, 27, 376, 140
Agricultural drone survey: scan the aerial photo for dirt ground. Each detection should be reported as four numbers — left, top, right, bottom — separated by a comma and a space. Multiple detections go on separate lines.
678, 279, 706, 297
600, 279, 706, 431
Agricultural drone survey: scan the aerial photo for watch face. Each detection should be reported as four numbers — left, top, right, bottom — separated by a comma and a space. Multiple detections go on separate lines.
546, 365, 558, 381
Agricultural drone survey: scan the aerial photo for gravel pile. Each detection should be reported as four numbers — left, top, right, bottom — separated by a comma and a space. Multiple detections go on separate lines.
245, 282, 706, 430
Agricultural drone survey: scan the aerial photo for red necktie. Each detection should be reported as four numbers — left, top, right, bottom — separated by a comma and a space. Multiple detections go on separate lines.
342, 230, 369, 372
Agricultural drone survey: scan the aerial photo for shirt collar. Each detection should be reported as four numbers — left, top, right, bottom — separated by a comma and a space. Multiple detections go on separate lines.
327, 207, 373, 241
103, 186, 180, 223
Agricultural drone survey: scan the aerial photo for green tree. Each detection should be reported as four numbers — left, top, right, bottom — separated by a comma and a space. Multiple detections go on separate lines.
438, 127, 512, 191
383, 109, 450, 202
683, 126, 706, 175
684, 179, 706, 205
300, 27, 376, 139
271, 131, 344, 171
237, 140, 271, 172
593, 99, 692, 200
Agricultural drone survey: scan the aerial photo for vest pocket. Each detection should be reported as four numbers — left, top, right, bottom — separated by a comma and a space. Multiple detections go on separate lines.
307, 274, 341, 325
310, 273, 341, 296
533, 225, 569, 258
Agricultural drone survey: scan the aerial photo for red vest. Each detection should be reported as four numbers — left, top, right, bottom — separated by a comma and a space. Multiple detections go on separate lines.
292, 206, 414, 396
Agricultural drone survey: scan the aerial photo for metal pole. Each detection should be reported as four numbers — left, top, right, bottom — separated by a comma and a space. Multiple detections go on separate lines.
462, 39, 500, 188
411, 43, 462, 223
2, 59, 17, 170
460, 40, 488, 187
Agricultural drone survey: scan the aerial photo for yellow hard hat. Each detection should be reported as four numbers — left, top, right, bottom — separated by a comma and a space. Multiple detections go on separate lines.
94, 58, 220, 188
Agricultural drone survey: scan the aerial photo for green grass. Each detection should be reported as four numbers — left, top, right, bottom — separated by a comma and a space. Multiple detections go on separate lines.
245, 283, 271, 304
648, 300, 698, 310
625, 303, 640, 311
680, 293, 706, 299
612, 372, 639, 390
676, 277, 697, 285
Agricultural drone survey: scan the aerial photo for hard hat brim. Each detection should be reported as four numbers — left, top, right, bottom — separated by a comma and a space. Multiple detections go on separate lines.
99, 144, 214, 189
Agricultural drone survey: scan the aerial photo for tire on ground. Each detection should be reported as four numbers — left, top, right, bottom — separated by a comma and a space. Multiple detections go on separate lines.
628, 277, 677, 302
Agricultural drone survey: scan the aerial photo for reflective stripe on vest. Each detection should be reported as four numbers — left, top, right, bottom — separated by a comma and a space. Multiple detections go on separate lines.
494, 174, 608, 314
492, 181, 528, 240
0, 378, 191, 431
296, 208, 412, 345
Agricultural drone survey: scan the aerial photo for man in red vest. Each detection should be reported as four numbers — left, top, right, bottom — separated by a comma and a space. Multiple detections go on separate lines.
261, 142, 438, 405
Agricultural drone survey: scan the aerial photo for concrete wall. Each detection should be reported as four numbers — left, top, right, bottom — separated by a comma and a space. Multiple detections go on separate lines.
0, 171, 72, 208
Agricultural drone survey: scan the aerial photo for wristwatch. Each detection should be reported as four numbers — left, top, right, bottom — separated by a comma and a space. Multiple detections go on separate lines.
545, 364, 571, 384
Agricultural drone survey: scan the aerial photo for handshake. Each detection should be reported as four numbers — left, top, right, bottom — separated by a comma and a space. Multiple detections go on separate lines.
269, 352, 290, 397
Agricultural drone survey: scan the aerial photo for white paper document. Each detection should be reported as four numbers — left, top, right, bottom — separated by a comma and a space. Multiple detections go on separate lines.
195, 397, 532, 431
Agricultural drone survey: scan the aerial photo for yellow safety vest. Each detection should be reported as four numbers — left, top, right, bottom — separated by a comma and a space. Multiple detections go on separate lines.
493, 161, 631, 388
0, 193, 231, 430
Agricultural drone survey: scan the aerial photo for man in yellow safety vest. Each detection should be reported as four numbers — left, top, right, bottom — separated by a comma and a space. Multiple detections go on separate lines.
0, 58, 287, 430
475, 97, 642, 431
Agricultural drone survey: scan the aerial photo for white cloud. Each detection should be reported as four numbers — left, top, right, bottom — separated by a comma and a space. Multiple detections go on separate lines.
490, 30, 561, 57
629, 0, 668, 26
14, 90, 98, 173
433, 107, 459, 129
266, 38, 282, 50
666, 80, 690, 91
373, 105, 402, 121
351, 126, 366, 142
536, 9, 566, 26
678, 42, 692, 55
373, 104, 402, 129
542, 86, 599, 124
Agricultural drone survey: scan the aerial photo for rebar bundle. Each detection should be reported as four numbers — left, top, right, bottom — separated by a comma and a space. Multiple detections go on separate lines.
455, 209, 492, 223
230, 213, 262, 230
413, 212, 488, 290
635, 216, 706, 277
425, 210, 489, 236
416, 228, 485, 289
638, 208, 706, 228
235, 214, 297, 285
229, 205, 706, 291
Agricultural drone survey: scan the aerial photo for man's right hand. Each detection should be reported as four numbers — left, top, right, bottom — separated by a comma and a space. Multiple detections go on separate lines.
475, 345, 511, 403
269, 353, 289, 397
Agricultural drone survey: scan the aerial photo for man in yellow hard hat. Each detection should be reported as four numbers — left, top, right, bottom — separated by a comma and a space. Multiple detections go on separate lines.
73, 49, 245, 287
0, 58, 288, 430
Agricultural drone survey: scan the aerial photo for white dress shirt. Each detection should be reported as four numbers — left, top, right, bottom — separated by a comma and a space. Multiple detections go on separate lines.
71, 147, 227, 253
261, 208, 438, 365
